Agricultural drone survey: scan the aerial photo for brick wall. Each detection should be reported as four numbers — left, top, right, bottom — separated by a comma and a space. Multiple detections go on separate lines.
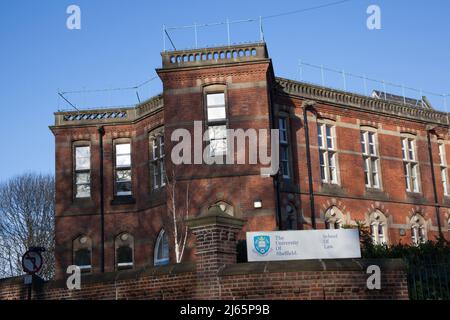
0, 208, 408, 300
0, 259, 408, 300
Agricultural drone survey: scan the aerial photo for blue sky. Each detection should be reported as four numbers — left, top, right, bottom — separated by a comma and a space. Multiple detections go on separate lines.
0, 0, 449, 181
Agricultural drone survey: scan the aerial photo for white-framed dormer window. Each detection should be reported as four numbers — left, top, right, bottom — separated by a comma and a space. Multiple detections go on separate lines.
206, 92, 227, 157
154, 229, 169, 266
361, 130, 381, 189
74, 145, 91, 198
410, 214, 427, 245
439, 143, 449, 196
369, 210, 388, 245
279, 117, 291, 179
402, 137, 420, 193
318, 123, 338, 184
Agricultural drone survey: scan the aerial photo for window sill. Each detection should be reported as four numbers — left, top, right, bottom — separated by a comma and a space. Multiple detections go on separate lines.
72, 197, 95, 207
117, 265, 134, 271
406, 192, 426, 204
320, 183, 345, 196
111, 196, 136, 205
364, 188, 388, 199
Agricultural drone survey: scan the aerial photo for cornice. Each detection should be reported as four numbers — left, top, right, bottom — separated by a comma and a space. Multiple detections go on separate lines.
275, 77, 449, 126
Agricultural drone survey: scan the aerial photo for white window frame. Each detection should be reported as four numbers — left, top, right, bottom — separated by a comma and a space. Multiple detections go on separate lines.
439, 143, 449, 196
74, 145, 91, 198
361, 130, 381, 189
279, 117, 291, 179
410, 215, 427, 245
150, 132, 165, 190
154, 229, 169, 266
206, 92, 227, 157
402, 137, 420, 193
369, 211, 388, 245
115, 142, 132, 196
318, 123, 338, 184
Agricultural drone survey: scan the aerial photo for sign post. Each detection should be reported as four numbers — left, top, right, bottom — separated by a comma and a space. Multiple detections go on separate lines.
21, 247, 45, 300
246, 229, 361, 262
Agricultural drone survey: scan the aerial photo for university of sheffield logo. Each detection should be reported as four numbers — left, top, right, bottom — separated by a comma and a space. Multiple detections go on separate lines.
253, 235, 271, 256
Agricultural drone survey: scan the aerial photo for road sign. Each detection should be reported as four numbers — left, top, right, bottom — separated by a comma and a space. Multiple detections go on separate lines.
21, 250, 43, 274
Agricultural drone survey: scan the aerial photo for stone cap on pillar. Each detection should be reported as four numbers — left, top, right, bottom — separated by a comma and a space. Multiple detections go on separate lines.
185, 205, 246, 230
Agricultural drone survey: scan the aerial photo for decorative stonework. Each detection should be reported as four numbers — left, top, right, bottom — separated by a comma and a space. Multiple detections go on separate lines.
54, 94, 163, 127
276, 77, 449, 126
160, 43, 268, 69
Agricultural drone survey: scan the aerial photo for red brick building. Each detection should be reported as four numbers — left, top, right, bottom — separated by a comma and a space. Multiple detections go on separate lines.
50, 42, 450, 279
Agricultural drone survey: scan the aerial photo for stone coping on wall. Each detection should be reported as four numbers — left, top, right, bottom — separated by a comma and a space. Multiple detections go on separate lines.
160, 42, 269, 69
219, 259, 406, 276
0, 262, 196, 289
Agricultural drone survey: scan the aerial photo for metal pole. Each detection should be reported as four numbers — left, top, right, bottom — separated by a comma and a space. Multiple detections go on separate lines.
342, 69, 347, 91
321, 65, 325, 87
299, 60, 303, 82
98, 126, 105, 273
259, 16, 263, 42
226, 18, 230, 46
194, 22, 198, 49
445, 94, 449, 126
162, 24, 166, 52
303, 105, 317, 230
27, 283, 32, 300
383, 81, 387, 100
427, 129, 444, 239
363, 74, 368, 96
420, 89, 424, 108
402, 85, 406, 105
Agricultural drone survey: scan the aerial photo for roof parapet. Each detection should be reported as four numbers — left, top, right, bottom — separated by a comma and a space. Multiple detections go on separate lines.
276, 78, 449, 126
160, 42, 269, 69
53, 94, 163, 127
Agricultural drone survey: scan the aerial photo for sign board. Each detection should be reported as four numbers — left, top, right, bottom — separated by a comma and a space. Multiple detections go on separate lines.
22, 250, 43, 274
246, 229, 361, 262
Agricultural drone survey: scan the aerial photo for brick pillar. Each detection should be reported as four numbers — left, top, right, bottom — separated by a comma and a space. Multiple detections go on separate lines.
186, 205, 246, 300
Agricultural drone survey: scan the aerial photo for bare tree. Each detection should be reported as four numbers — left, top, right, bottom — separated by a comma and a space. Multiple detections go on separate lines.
165, 169, 189, 263
0, 173, 55, 280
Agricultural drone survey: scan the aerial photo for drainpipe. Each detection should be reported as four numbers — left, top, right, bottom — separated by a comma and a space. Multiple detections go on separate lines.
303, 102, 317, 229
267, 76, 283, 230
426, 128, 444, 239
98, 126, 105, 273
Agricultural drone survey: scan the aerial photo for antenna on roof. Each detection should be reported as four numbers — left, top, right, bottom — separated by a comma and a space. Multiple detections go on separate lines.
58, 92, 79, 112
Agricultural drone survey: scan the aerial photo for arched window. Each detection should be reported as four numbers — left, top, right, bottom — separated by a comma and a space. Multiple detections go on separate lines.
369, 210, 388, 245
324, 206, 344, 229
410, 214, 427, 245
115, 233, 134, 270
73, 235, 92, 273
154, 229, 169, 266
